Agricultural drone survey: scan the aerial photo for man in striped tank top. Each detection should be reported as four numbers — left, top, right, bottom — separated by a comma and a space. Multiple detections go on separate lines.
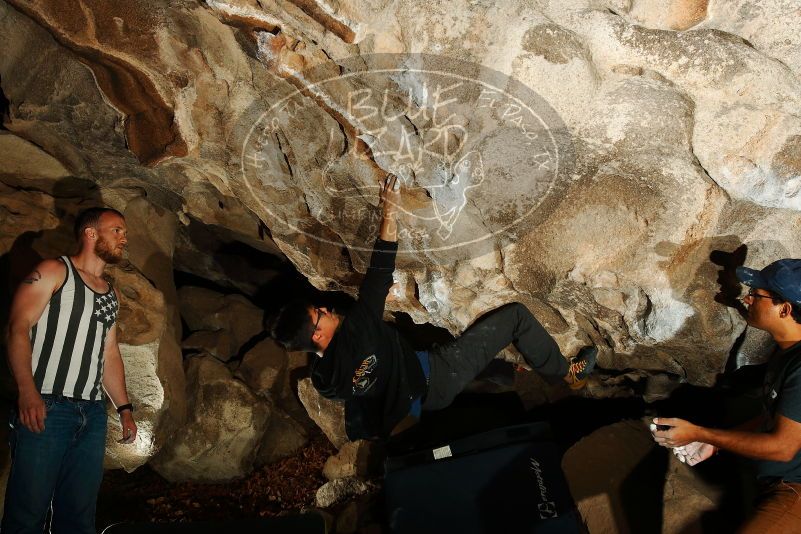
2, 207, 138, 534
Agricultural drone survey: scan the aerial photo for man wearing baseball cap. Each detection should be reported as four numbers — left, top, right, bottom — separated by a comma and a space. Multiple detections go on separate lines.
651, 258, 801, 532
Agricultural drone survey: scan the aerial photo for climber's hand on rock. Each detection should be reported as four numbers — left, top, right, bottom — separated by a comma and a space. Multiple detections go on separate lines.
380, 174, 401, 219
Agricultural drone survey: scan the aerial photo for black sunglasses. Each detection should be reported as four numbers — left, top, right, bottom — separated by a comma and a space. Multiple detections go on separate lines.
311, 307, 324, 338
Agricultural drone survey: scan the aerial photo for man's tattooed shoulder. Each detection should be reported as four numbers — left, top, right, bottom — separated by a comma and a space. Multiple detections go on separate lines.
23, 270, 42, 284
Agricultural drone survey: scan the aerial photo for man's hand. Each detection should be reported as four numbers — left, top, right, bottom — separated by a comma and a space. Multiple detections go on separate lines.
117, 411, 137, 444
18, 388, 46, 433
379, 174, 401, 242
650, 417, 701, 448
103, 320, 137, 445
380, 174, 401, 219
672, 441, 717, 466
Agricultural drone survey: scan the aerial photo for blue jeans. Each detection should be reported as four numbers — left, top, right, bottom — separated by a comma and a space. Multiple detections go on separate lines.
2, 394, 107, 534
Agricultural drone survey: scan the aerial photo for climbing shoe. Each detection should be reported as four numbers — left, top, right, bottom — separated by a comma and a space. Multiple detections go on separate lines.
566, 345, 598, 390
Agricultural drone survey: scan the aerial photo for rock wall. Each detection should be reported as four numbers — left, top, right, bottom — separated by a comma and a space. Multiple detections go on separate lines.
150, 354, 271, 481
1, 0, 800, 494
2, 0, 799, 391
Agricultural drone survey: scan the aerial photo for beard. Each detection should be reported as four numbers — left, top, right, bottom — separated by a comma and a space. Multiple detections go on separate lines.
95, 235, 124, 264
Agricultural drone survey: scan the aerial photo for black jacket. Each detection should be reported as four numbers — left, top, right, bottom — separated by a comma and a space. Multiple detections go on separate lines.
310, 239, 427, 440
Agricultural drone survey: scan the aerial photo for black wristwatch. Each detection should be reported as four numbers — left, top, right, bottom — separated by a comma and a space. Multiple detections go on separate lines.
116, 403, 134, 414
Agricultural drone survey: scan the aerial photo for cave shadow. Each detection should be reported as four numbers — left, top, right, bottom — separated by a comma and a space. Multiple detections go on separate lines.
213, 238, 287, 284
647, 238, 754, 372
654, 238, 791, 376
711, 244, 748, 316
176, 217, 290, 299
252, 264, 355, 337
391, 312, 454, 351
618, 443, 669, 534
676, 452, 757, 533
710, 243, 754, 375
0, 74, 9, 130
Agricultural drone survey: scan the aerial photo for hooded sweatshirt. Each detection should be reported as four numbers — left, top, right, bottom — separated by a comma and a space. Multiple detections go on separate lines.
310, 239, 427, 440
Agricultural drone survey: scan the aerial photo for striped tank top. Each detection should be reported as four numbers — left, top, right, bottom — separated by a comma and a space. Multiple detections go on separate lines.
30, 256, 119, 401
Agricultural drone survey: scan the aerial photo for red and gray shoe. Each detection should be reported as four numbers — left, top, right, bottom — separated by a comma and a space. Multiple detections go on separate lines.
566, 346, 598, 390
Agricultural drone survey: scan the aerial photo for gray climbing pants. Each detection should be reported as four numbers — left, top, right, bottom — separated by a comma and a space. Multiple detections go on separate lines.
422, 302, 568, 410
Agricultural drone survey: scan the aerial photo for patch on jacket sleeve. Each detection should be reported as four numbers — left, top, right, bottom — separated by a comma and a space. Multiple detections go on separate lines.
352, 354, 378, 395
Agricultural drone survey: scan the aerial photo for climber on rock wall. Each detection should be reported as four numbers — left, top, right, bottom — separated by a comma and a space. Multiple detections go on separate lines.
271, 175, 597, 441
652, 259, 801, 533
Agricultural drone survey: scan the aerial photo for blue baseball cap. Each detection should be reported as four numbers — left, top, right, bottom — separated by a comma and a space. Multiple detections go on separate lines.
736, 259, 801, 306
